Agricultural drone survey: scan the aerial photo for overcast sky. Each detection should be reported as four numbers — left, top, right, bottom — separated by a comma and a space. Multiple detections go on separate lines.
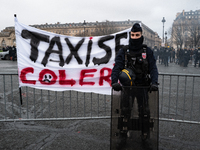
1, 0, 200, 38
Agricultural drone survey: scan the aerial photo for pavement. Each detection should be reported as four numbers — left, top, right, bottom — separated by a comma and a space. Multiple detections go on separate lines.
0, 60, 200, 74
0, 120, 110, 150
1, 119, 200, 150
1, 60, 200, 150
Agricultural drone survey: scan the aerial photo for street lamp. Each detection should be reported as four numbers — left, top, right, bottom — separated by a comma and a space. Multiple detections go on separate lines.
83, 20, 86, 37
162, 17, 166, 43
165, 31, 167, 46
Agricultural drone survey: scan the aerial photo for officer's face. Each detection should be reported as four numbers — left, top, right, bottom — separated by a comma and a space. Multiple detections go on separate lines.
130, 31, 142, 39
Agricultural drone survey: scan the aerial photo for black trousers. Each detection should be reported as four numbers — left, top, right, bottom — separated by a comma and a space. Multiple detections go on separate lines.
121, 87, 149, 115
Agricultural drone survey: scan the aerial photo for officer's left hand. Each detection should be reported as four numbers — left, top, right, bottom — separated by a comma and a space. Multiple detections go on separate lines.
149, 83, 158, 93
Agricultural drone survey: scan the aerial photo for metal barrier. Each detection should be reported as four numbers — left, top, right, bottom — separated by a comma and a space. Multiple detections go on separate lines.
0, 73, 200, 124
158, 73, 200, 124
0, 73, 111, 122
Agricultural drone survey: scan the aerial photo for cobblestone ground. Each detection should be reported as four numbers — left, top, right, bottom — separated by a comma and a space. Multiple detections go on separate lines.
1, 60, 200, 150
1, 120, 200, 150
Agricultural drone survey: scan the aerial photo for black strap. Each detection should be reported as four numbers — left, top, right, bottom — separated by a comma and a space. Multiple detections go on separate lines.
143, 44, 147, 54
123, 45, 129, 68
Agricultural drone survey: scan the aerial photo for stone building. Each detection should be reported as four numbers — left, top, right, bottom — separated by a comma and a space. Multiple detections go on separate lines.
0, 20, 161, 49
172, 9, 200, 49
0, 27, 16, 48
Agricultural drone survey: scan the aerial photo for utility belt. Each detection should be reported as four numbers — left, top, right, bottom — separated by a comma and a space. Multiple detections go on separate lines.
134, 75, 151, 86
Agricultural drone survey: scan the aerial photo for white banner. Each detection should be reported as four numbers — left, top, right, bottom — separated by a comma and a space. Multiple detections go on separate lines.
15, 17, 130, 95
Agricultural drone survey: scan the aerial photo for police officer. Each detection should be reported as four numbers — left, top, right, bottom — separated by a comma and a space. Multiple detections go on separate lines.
183, 48, 190, 67
111, 23, 158, 91
11, 45, 16, 61
179, 48, 184, 66
171, 48, 175, 63
159, 47, 164, 64
153, 45, 159, 62
194, 47, 200, 67
111, 23, 158, 147
163, 46, 169, 66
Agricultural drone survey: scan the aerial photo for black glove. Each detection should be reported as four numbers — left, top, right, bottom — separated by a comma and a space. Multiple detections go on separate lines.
149, 83, 158, 93
112, 83, 122, 91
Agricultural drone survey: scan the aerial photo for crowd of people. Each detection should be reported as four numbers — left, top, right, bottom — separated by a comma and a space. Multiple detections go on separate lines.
2, 46, 17, 61
1, 44, 200, 66
152, 46, 200, 67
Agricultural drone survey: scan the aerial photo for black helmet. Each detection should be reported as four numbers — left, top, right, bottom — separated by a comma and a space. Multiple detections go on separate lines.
119, 68, 136, 86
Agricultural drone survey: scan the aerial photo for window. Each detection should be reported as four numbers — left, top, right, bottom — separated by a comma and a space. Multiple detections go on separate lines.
1, 40, 6, 47
13, 39, 16, 45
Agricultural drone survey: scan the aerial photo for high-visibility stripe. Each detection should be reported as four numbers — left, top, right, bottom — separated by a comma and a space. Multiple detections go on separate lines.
122, 69, 132, 86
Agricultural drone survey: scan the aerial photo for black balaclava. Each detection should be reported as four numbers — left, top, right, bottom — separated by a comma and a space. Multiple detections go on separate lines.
129, 23, 144, 51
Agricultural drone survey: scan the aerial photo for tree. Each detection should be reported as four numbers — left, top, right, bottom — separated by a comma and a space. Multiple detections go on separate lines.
187, 20, 200, 48
167, 27, 173, 47
172, 21, 185, 49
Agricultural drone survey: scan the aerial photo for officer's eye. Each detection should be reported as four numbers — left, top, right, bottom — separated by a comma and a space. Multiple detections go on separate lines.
131, 34, 140, 37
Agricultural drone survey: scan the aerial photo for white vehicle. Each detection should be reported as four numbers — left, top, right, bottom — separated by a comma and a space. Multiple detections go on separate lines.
0, 50, 10, 60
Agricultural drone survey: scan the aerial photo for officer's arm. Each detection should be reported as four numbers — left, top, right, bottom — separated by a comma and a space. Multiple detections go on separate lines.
111, 49, 125, 84
147, 48, 158, 84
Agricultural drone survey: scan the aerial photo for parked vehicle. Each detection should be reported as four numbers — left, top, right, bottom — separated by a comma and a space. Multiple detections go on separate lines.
0, 50, 10, 60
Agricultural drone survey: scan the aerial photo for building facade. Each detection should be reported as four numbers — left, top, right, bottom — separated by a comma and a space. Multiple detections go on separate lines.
0, 20, 161, 49
172, 9, 200, 49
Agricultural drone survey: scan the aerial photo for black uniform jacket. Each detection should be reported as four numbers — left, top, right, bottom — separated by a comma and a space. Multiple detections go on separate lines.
111, 47, 158, 85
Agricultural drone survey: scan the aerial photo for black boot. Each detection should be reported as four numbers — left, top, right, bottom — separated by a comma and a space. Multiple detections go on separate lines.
116, 132, 127, 150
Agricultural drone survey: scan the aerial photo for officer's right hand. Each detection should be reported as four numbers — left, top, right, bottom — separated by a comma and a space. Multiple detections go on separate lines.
149, 83, 159, 93
112, 83, 122, 91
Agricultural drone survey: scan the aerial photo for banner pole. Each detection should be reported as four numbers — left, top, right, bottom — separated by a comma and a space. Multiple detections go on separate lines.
15, 13, 21, 104
19, 87, 23, 105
